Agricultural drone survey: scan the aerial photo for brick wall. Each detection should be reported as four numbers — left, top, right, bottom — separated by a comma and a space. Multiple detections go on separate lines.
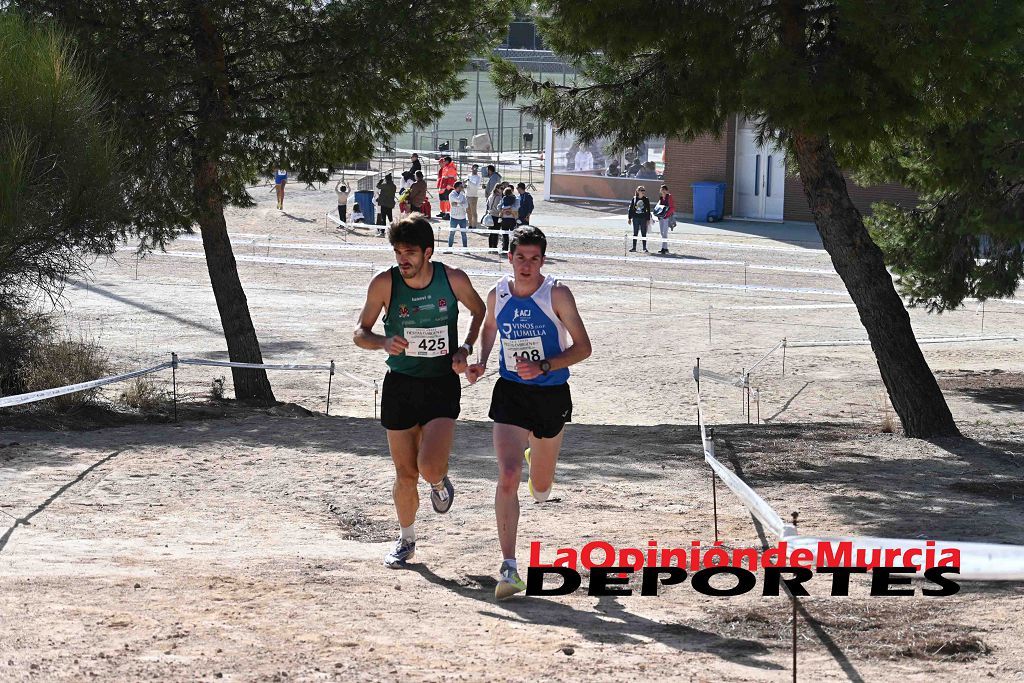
783, 174, 918, 222
663, 118, 736, 217
665, 118, 917, 221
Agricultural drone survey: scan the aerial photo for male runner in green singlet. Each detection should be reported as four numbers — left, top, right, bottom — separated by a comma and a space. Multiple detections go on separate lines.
355, 214, 486, 567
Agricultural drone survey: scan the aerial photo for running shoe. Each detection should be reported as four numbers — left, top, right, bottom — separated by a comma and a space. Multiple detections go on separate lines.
384, 538, 416, 568
495, 560, 527, 600
430, 475, 455, 514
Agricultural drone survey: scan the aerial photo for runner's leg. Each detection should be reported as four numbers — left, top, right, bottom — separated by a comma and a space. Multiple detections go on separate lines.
417, 417, 455, 486
386, 426, 422, 527
494, 422, 530, 560
526, 428, 564, 496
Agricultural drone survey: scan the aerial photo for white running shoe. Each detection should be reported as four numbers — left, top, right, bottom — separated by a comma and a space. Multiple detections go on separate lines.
384, 538, 416, 568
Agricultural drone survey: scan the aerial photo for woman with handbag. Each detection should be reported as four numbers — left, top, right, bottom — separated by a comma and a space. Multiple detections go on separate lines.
627, 186, 652, 253
654, 184, 676, 255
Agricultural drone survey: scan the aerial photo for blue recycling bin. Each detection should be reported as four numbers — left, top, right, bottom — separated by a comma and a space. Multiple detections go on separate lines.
691, 181, 726, 222
354, 190, 375, 223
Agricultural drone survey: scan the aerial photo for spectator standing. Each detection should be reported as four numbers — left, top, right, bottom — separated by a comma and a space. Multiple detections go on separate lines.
485, 164, 502, 196
466, 164, 483, 227
485, 183, 503, 250
447, 181, 470, 248
407, 171, 427, 215
498, 186, 518, 253
516, 182, 534, 225
627, 185, 652, 253
437, 155, 457, 219
409, 153, 421, 176
335, 182, 349, 223
376, 174, 397, 224
574, 147, 594, 172
654, 184, 676, 254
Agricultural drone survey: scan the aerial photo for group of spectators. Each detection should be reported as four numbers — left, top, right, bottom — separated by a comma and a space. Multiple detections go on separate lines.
627, 184, 676, 255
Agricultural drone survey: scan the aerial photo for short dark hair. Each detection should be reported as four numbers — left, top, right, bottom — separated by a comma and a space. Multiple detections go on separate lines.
443, 155, 452, 163
388, 214, 435, 252
510, 225, 547, 255
503, 186, 514, 196
516, 182, 526, 190
415, 171, 424, 180
454, 181, 463, 188
411, 153, 418, 158
487, 164, 496, 172
661, 184, 669, 191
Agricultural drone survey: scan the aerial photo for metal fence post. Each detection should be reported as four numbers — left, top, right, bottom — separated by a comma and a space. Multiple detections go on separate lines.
171, 352, 179, 422
326, 360, 335, 415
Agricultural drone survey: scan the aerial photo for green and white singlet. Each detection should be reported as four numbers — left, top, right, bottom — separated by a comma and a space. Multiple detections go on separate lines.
383, 263, 459, 378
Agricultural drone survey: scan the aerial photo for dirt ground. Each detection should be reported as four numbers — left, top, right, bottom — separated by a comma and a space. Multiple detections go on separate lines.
2, 179, 1023, 681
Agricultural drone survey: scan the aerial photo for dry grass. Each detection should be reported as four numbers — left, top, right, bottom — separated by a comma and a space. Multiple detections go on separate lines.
117, 376, 168, 413
20, 336, 110, 411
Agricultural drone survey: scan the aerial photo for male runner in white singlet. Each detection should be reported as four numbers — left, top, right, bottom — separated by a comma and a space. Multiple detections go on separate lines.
466, 226, 592, 599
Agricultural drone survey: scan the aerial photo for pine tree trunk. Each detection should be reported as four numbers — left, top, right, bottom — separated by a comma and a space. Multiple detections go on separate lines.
791, 132, 958, 437
189, 2, 275, 405
194, 161, 276, 404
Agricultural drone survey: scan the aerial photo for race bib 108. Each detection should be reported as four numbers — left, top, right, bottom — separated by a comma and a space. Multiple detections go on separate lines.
502, 336, 545, 370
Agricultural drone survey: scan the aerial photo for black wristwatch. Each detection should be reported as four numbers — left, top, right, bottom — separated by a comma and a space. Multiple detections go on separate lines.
539, 360, 552, 375
460, 343, 473, 355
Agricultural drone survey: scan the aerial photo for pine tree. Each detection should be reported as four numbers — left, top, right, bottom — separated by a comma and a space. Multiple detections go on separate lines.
0, 13, 126, 311
15, 0, 510, 403
494, 1, 1022, 437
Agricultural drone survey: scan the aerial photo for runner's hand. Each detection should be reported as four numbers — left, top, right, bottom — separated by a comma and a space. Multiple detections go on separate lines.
383, 335, 408, 355
466, 363, 487, 384
451, 348, 469, 374
515, 358, 542, 380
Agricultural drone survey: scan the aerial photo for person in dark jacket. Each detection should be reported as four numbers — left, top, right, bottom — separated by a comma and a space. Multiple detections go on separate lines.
627, 185, 652, 252
408, 153, 421, 176
376, 173, 397, 224
516, 182, 534, 225
406, 171, 427, 214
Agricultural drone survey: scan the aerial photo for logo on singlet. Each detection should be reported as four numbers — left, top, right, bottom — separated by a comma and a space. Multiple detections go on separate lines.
438, 298, 448, 312
513, 309, 531, 321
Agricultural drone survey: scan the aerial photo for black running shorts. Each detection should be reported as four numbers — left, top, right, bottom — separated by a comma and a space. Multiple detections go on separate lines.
488, 377, 572, 439
380, 371, 461, 431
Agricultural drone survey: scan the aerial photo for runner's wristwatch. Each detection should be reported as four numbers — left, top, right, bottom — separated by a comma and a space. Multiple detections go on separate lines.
460, 343, 473, 355
539, 360, 551, 375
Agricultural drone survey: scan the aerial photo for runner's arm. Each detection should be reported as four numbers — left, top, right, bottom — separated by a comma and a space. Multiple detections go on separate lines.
516, 284, 591, 378
447, 267, 486, 350
466, 288, 497, 383
354, 271, 406, 354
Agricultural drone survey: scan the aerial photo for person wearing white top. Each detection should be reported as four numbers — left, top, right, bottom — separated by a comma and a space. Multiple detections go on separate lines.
447, 182, 470, 247
574, 148, 594, 172
465, 164, 483, 227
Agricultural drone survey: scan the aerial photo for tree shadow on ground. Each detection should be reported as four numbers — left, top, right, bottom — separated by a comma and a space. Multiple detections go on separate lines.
408, 563, 782, 672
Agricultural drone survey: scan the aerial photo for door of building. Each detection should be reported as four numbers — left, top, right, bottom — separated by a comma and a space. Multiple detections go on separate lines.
733, 118, 786, 220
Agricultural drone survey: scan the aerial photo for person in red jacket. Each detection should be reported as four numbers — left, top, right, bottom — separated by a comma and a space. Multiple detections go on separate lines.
654, 184, 676, 255
437, 155, 457, 219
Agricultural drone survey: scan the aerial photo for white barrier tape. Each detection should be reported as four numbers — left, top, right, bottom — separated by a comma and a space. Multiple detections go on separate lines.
653, 278, 849, 297
696, 364, 1024, 580
697, 368, 748, 388
785, 534, 1024, 582
338, 371, 377, 389
178, 359, 331, 372
0, 362, 173, 408
747, 339, 786, 375
693, 366, 789, 538
787, 334, 1020, 348
145, 250, 376, 270
704, 448, 790, 538
140, 249, 847, 294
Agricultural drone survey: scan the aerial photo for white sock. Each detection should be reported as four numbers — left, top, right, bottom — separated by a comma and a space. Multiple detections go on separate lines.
503, 558, 517, 570
532, 486, 551, 503
430, 478, 446, 490
400, 524, 415, 542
